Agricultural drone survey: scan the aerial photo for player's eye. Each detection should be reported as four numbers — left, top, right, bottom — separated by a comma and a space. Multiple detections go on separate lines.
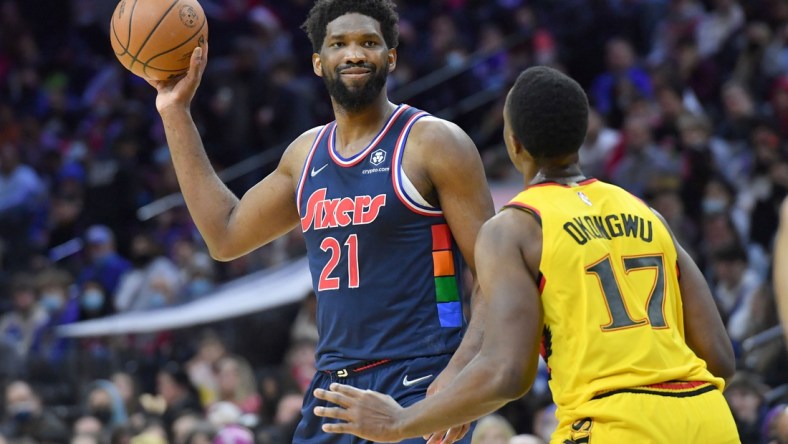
329, 42, 344, 48
363, 41, 378, 47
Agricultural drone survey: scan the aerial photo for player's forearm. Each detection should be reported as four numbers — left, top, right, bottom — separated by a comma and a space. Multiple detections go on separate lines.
444, 282, 486, 373
159, 108, 240, 258
395, 354, 528, 438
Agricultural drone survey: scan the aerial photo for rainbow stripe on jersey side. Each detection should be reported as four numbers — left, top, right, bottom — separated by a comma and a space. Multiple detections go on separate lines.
432, 224, 462, 327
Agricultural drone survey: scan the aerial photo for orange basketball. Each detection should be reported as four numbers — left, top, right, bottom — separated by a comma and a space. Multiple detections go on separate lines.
110, 0, 208, 81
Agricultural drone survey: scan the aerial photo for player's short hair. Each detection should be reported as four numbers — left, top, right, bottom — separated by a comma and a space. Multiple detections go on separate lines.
506, 66, 589, 160
301, 0, 399, 53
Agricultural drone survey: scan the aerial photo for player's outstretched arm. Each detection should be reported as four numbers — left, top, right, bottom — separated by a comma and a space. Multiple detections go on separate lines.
408, 118, 495, 443
314, 209, 543, 441
773, 197, 788, 348
652, 210, 735, 379
147, 46, 308, 261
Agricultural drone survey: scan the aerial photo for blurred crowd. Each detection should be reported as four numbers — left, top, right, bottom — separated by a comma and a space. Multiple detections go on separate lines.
1, 0, 788, 443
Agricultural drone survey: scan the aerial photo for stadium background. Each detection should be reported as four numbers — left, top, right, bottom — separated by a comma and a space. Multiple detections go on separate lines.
0, 0, 787, 443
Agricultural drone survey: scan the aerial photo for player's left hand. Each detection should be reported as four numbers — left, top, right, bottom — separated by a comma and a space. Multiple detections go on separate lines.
314, 383, 406, 443
423, 371, 471, 444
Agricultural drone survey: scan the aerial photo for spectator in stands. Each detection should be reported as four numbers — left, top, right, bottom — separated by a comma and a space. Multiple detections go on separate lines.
29, 268, 79, 363
724, 372, 770, 443
72, 415, 103, 440
114, 232, 181, 312
472, 414, 516, 444
84, 379, 128, 430
111, 372, 144, 427
186, 330, 228, 407
0, 273, 48, 359
156, 362, 202, 434
695, 0, 744, 59
509, 435, 544, 444
716, 81, 762, 147
578, 109, 620, 180
78, 225, 132, 299
609, 116, 680, 197
591, 38, 653, 127
215, 355, 261, 416
711, 243, 764, 346
0, 143, 46, 270
0, 380, 69, 442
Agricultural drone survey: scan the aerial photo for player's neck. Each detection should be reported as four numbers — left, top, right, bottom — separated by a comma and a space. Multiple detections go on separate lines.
528, 163, 586, 186
332, 98, 397, 157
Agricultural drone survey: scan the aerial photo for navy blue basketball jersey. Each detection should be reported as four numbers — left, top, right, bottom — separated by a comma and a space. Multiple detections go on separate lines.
296, 104, 466, 369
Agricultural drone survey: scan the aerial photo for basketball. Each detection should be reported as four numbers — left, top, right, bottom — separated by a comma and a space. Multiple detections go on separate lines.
110, 0, 208, 81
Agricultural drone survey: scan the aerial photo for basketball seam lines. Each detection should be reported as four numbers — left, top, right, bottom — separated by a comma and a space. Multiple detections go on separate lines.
128, 0, 181, 73
143, 18, 205, 75
110, 0, 138, 57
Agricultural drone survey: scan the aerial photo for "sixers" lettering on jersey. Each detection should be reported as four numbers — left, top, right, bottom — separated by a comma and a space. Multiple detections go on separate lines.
301, 188, 386, 231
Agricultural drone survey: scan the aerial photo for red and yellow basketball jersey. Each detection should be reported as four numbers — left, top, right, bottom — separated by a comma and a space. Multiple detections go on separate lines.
506, 179, 723, 423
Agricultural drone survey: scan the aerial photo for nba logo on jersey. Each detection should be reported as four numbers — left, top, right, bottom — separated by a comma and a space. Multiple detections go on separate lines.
578, 191, 592, 206
370, 149, 386, 166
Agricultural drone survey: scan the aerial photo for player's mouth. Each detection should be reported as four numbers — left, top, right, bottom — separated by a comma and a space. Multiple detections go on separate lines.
339, 65, 373, 79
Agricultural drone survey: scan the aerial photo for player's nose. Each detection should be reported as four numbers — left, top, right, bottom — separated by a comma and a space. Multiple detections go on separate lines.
342, 42, 366, 64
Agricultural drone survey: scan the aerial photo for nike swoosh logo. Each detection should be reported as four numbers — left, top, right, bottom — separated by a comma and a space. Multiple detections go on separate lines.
311, 164, 328, 177
402, 374, 433, 387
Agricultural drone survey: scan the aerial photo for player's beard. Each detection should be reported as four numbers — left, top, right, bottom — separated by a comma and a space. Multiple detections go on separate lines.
323, 62, 388, 113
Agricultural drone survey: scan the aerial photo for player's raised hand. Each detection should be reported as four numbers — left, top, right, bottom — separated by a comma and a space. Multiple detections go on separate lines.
314, 383, 405, 443
146, 44, 209, 114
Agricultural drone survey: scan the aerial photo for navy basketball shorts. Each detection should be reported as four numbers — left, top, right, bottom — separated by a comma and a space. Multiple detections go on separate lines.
294, 354, 474, 444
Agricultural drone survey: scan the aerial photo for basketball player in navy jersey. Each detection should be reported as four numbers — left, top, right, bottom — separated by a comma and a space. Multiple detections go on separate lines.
146, 0, 495, 442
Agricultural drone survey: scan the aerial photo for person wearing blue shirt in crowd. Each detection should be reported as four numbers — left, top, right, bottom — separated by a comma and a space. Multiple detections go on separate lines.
77, 225, 132, 303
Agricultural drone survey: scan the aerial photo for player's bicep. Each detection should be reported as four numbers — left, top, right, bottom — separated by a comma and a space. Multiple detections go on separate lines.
474, 213, 543, 392
215, 138, 310, 260
427, 124, 495, 273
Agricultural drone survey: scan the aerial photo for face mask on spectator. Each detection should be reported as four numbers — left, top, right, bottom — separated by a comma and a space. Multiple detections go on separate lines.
8, 401, 35, 423
702, 198, 727, 214
90, 406, 113, 425
40, 292, 64, 313
82, 290, 104, 312
148, 292, 166, 309
189, 278, 213, 297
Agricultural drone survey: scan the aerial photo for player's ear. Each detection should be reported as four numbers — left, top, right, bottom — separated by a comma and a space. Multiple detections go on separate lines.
507, 131, 525, 157
387, 48, 397, 72
312, 53, 323, 77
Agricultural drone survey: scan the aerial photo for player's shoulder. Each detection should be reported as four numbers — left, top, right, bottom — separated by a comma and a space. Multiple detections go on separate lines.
480, 207, 542, 265
410, 115, 472, 146
406, 114, 479, 165
280, 125, 330, 170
